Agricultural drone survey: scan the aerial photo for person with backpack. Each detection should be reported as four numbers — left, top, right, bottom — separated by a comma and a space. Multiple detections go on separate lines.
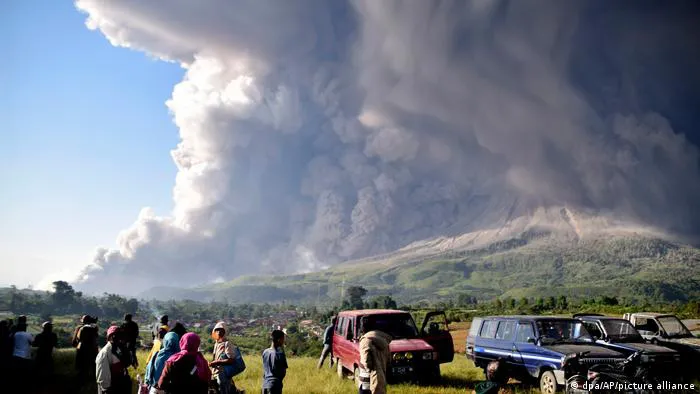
145, 331, 180, 394
95, 326, 131, 394
209, 322, 245, 394
261, 330, 287, 394
158, 332, 210, 394
73, 315, 99, 382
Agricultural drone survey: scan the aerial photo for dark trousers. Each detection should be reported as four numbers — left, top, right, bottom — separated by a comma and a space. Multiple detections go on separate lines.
262, 386, 282, 394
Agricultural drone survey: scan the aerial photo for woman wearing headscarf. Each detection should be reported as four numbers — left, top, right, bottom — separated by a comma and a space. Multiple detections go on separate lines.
158, 332, 211, 394
145, 332, 179, 394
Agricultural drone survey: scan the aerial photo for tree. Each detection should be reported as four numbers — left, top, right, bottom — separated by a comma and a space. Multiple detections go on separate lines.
557, 295, 568, 310
518, 297, 529, 308
494, 298, 503, 310
546, 296, 557, 310
345, 286, 367, 309
368, 295, 397, 310
51, 281, 81, 314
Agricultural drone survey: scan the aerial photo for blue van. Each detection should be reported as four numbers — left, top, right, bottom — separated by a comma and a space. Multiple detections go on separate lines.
466, 316, 626, 394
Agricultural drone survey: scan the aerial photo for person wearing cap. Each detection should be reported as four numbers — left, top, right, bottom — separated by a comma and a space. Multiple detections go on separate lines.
95, 326, 131, 394
209, 322, 242, 394
33, 321, 58, 379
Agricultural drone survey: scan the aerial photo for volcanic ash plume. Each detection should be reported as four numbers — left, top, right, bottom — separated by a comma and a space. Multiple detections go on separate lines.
72, 0, 700, 294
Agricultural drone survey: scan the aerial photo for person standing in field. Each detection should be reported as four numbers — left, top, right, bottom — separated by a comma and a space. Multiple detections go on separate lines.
262, 329, 288, 394
33, 321, 58, 379
10, 321, 34, 384
145, 331, 180, 393
73, 315, 100, 382
152, 315, 171, 341
122, 314, 140, 367
95, 325, 131, 394
359, 317, 392, 394
146, 325, 169, 366
317, 316, 337, 369
158, 332, 211, 394
209, 322, 244, 394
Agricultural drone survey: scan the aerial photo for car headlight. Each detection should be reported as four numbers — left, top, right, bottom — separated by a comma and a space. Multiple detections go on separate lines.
640, 354, 655, 363
422, 352, 433, 360
393, 353, 404, 361
673, 354, 681, 361
405, 352, 413, 360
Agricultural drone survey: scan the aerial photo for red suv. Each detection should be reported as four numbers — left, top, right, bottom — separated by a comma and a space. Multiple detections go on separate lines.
332, 309, 454, 383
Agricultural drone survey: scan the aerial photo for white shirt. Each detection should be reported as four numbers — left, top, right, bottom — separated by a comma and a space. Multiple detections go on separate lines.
12, 331, 34, 359
95, 341, 121, 390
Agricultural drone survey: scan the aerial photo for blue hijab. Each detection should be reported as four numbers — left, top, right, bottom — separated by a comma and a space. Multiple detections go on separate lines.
145, 332, 180, 386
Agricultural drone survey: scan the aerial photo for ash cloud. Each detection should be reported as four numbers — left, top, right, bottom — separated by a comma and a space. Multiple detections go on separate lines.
72, 0, 700, 295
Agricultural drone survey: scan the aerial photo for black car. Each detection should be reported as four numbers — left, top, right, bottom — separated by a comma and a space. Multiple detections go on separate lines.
574, 314, 682, 378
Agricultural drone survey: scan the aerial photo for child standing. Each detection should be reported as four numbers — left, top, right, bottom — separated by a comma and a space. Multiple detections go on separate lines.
261, 330, 287, 394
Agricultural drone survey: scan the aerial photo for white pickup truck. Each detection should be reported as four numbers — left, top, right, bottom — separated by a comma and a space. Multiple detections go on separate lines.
623, 312, 700, 378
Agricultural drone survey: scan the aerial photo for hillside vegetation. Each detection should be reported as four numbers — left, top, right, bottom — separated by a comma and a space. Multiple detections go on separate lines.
143, 235, 700, 304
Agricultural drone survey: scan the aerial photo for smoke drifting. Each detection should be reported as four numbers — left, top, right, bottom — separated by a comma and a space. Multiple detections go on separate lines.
73, 0, 700, 295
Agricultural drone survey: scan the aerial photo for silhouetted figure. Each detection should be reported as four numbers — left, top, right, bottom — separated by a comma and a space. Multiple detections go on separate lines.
72, 315, 99, 382
0, 320, 10, 383
34, 321, 58, 380
121, 314, 140, 367
171, 322, 187, 338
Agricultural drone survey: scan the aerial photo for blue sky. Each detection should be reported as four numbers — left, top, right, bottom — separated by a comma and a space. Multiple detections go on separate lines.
0, 1, 184, 287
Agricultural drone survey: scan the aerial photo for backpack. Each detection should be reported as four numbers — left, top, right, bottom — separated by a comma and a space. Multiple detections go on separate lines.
220, 345, 246, 378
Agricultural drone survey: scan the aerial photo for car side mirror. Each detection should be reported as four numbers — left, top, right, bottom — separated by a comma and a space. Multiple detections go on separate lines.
527, 337, 536, 344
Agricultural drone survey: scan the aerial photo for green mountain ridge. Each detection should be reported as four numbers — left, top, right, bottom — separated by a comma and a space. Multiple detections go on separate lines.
139, 233, 700, 304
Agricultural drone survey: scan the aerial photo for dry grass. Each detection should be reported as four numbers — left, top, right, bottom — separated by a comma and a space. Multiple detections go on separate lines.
45, 347, 539, 394
450, 321, 471, 355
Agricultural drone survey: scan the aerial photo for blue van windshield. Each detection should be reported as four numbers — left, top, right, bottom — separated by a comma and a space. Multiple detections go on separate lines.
536, 320, 592, 344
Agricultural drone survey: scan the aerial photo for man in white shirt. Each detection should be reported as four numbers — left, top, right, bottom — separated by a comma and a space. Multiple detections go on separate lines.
95, 326, 130, 394
10, 322, 34, 385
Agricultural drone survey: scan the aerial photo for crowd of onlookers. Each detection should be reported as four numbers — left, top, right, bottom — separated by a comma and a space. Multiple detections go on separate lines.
0, 314, 288, 394
0, 313, 395, 394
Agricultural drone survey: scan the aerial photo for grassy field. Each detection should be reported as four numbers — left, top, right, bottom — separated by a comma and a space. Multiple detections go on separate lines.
45, 347, 531, 394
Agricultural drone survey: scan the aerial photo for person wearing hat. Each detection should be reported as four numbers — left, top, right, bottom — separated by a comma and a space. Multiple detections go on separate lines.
209, 322, 243, 394
96, 326, 131, 394
33, 321, 58, 379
